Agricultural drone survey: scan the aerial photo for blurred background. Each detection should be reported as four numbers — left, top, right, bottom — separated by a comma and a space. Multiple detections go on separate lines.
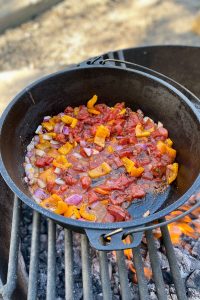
0, 0, 200, 115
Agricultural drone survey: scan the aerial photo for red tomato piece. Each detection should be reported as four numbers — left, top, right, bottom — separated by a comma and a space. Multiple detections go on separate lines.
81, 176, 92, 189
102, 212, 115, 223
152, 128, 168, 139
35, 157, 53, 167
131, 186, 145, 199
88, 190, 99, 204
63, 175, 77, 185
55, 133, 66, 143
107, 205, 127, 221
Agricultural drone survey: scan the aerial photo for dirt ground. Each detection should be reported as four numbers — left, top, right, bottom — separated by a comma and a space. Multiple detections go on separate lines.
0, 0, 200, 114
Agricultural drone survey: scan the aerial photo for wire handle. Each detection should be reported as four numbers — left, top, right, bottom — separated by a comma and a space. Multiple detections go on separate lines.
103, 197, 200, 240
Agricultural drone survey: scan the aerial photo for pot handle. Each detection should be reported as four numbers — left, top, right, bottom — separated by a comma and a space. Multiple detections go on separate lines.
85, 227, 143, 250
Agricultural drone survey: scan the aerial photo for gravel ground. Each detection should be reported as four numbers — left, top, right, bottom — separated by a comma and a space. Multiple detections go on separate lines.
0, 0, 199, 71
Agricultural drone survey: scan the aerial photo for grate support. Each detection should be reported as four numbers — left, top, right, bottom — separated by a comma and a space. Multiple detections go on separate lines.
27, 211, 40, 300
64, 229, 74, 300
99, 251, 112, 300
46, 220, 56, 300
81, 234, 93, 300
116, 250, 131, 300
161, 223, 187, 300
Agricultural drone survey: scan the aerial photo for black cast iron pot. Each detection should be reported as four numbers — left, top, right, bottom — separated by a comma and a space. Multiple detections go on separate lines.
0, 58, 200, 250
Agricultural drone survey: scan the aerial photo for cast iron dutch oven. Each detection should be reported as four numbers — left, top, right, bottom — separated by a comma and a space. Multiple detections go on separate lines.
0, 57, 200, 250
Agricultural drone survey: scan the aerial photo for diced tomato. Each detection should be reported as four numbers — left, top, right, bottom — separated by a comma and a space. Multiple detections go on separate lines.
63, 175, 77, 185
64, 106, 74, 114
118, 138, 130, 145
55, 133, 66, 143
46, 181, 55, 192
77, 106, 90, 120
88, 190, 99, 204
35, 157, 53, 167
102, 212, 115, 223
118, 149, 133, 158
131, 186, 145, 199
152, 128, 168, 139
113, 156, 123, 168
107, 205, 127, 221
81, 176, 92, 189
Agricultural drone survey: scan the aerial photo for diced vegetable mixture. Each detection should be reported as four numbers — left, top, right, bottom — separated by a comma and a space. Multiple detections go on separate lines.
24, 95, 178, 222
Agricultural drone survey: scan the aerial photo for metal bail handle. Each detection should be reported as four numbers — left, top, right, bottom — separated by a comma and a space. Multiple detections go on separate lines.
85, 227, 143, 251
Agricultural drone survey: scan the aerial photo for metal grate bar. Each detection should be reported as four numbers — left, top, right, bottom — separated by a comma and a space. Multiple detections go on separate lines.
0, 196, 21, 300
64, 229, 74, 300
146, 230, 167, 300
116, 250, 131, 300
99, 251, 112, 300
27, 211, 40, 300
161, 223, 187, 300
132, 245, 149, 300
46, 220, 56, 300
81, 234, 93, 300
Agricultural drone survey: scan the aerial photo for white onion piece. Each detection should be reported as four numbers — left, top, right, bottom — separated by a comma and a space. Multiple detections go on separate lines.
35, 125, 43, 134
92, 149, 99, 155
43, 116, 51, 121
83, 147, 92, 157
34, 188, 48, 199
63, 126, 69, 135
157, 121, 163, 128
32, 195, 41, 203
116, 145, 123, 151
25, 157, 30, 163
65, 194, 83, 205
34, 136, 40, 144
80, 140, 86, 147
55, 178, 65, 185
27, 141, 35, 152
37, 179, 46, 188
35, 149, 45, 157
50, 140, 59, 145
73, 153, 82, 159
54, 167, 61, 174
43, 134, 52, 140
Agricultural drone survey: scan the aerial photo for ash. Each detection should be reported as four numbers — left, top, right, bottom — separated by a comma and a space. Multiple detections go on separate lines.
20, 204, 200, 300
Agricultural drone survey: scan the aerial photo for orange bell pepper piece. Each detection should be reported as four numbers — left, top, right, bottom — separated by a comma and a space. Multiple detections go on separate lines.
58, 142, 73, 155
42, 121, 54, 131
39, 168, 56, 183
80, 204, 96, 221
166, 163, 178, 184
94, 187, 110, 195
94, 125, 110, 147
135, 124, 151, 138
88, 162, 111, 179
121, 157, 144, 177
41, 194, 68, 214
64, 205, 80, 218
157, 141, 176, 160
36, 141, 51, 150
53, 155, 72, 169
61, 115, 78, 128
87, 95, 98, 109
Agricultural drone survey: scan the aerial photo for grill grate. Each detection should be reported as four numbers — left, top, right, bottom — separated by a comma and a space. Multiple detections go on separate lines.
1, 47, 199, 300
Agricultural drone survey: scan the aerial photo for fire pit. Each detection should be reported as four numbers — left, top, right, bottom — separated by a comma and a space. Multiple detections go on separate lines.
0, 46, 200, 300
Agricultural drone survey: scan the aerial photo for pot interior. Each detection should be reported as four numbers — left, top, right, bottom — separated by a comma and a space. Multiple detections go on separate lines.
1, 66, 200, 219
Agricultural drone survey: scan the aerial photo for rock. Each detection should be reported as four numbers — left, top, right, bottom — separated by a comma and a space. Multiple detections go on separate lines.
186, 270, 200, 290
192, 238, 200, 259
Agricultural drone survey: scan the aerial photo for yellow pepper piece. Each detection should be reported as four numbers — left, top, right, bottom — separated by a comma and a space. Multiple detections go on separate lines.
157, 141, 176, 160
47, 132, 56, 138
42, 121, 54, 131
101, 200, 109, 205
107, 120, 115, 125
54, 201, 68, 214
121, 157, 144, 177
87, 95, 98, 109
135, 124, 151, 138
166, 138, 173, 147
41, 195, 68, 215
61, 115, 78, 128
166, 163, 178, 184
107, 145, 114, 153
119, 108, 126, 115
53, 155, 72, 169
58, 142, 73, 155
39, 168, 56, 183
94, 187, 110, 195
88, 108, 100, 115
36, 141, 51, 150
74, 107, 79, 116
47, 149, 59, 158
88, 162, 112, 178
80, 204, 96, 221
94, 125, 110, 147
64, 205, 80, 218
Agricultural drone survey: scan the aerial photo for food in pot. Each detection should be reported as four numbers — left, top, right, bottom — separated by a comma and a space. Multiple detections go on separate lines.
24, 95, 178, 222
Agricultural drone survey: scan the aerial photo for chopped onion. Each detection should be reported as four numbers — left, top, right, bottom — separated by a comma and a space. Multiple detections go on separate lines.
43, 116, 51, 121
34, 188, 48, 199
35, 125, 43, 134
65, 194, 83, 205
83, 147, 92, 157
25, 157, 30, 163
37, 179, 46, 188
157, 121, 163, 128
73, 153, 82, 159
54, 123, 61, 133
24, 176, 28, 183
55, 178, 65, 185
63, 126, 69, 135
26, 150, 33, 158
54, 167, 61, 174
35, 149, 45, 157
43, 134, 52, 140
116, 145, 123, 151
80, 140, 86, 147
34, 136, 40, 144
92, 149, 99, 155
27, 141, 35, 152
50, 140, 59, 145
135, 143, 147, 151
32, 195, 41, 203
51, 143, 60, 149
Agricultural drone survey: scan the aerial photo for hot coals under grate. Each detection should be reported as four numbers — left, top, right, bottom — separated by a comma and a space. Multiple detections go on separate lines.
1, 46, 200, 300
